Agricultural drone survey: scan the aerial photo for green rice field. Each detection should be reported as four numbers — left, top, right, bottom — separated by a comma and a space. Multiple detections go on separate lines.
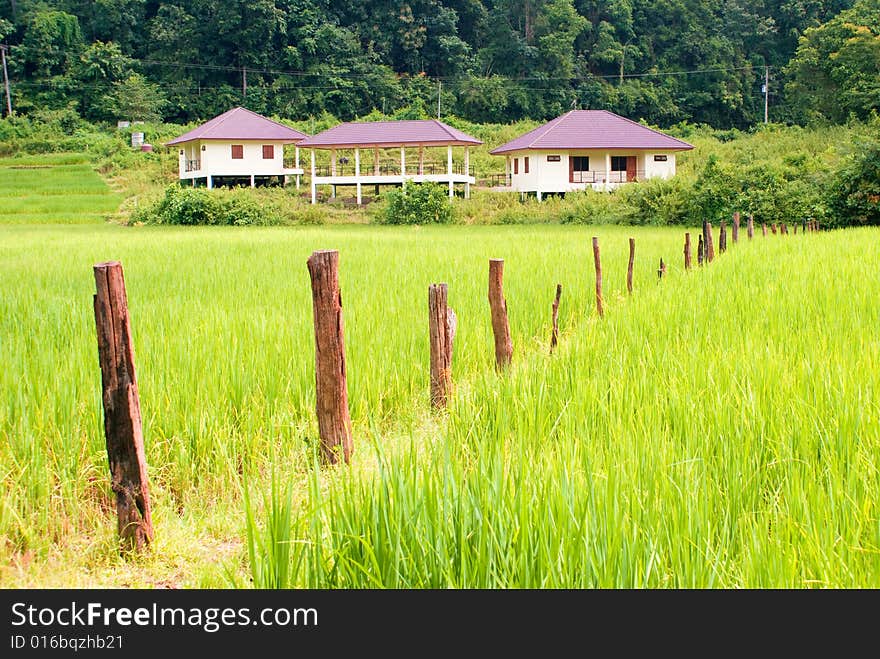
0, 155, 123, 224
1, 221, 878, 588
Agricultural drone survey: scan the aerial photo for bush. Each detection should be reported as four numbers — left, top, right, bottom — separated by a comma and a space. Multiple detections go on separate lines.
132, 185, 284, 226
378, 182, 455, 225
826, 138, 880, 227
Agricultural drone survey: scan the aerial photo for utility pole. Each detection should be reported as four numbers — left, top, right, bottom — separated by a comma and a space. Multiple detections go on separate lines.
1, 44, 11, 117
763, 66, 769, 124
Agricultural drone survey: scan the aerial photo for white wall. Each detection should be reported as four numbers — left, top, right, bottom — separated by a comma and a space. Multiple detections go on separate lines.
507, 149, 679, 193
643, 153, 676, 179
178, 140, 298, 179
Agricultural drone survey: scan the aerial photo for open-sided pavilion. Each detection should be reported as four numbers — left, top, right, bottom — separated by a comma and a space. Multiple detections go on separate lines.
297, 119, 483, 204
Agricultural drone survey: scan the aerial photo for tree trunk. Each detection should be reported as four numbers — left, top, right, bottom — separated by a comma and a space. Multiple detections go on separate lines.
307, 250, 353, 464
428, 284, 453, 409
93, 261, 153, 553
488, 259, 513, 370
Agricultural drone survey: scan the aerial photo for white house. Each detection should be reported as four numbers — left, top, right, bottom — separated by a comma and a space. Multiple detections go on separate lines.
166, 107, 308, 189
490, 110, 694, 199
296, 120, 483, 204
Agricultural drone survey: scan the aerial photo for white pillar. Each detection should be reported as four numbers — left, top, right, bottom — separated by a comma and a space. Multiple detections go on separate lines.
418, 145, 424, 175
400, 146, 406, 189
207, 176, 213, 190
295, 146, 301, 189
250, 174, 255, 188
374, 146, 379, 176
355, 147, 361, 205
464, 147, 470, 199
605, 152, 612, 186
447, 144, 453, 199
537, 190, 542, 202
506, 156, 510, 187
310, 149, 316, 204
331, 149, 337, 176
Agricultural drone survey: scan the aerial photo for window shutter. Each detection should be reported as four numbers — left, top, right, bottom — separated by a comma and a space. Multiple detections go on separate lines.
524, 156, 529, 174
514, 158, 518, 175
231, 145, 244, 159
262, 145, 274, 159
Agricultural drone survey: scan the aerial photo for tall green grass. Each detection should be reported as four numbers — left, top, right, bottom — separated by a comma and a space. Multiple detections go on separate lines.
0, 159, 122, 224
1, 223, 877, 587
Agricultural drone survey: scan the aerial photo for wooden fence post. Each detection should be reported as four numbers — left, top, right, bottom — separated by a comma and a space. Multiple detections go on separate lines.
428, 283, 453, 409
747, 215, 754, 240
732, 211, 740, 243
762, 223, 767, 237
307, 250, 353, 465
592, 237, 603, 318
684, 232, 692, 270
781, 223, 788, 235
697, 233, 704, 266
719, 221, 727, 254
550, 284, 562, 354
657, 258, 666, 279
771, 223, 777, 234
93, 261, 153, 553
488, 258, 513, 370
627, 237, 635, 295
706, 222, 715, 262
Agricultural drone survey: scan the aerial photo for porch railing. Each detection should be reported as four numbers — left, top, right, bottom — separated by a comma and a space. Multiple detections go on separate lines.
312, 162, 466, 177
571, 170, 646, 183
185, 159, 201, 172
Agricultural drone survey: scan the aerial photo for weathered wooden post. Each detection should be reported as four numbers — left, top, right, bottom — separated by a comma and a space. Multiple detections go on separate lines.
705, 222, 715, 262
428, 283, 453, 409
771, 223, 777, 234
627, 237, 635, 295
488, 258, 513, 370
747, 215, 754, 240
781, 223, 788, 235
719, 221, 727, 254
762, 223, 767, 237
794, 223, 798, 235
550, 283, 562, 354
732, 211, 740, 243
592, 237, 603, 318
93, 261, 153, 553
684, 232, 692, 270
697, 233, 704, 266
307, 250, 353, 465
657, 258, 666, 279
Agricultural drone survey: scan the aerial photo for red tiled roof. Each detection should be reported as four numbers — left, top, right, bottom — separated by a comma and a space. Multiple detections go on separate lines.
166, 107, 308, 145
298, 120, 482, 148
490, 110, 693, 154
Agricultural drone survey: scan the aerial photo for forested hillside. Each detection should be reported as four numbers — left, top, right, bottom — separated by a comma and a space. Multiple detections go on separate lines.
1, 0, 877, 127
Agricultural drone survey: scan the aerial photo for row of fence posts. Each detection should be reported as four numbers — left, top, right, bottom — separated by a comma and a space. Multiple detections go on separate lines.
91, 212, 821, 552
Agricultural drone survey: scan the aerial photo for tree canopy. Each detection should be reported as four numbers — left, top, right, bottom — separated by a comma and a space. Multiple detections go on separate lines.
0, 0, 872, 127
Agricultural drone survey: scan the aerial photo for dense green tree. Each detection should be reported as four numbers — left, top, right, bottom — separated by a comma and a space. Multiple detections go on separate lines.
785, 0, 880, 122
0, 0, 864, 127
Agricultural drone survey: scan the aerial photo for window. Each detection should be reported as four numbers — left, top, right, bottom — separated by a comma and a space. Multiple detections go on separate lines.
231, 145, 244, 159
653, 154, 668, 162
513, 158, 518, 175
611, 156, 628, 171
524, 157, 529, 174
547, 155, 561, 162
571, 156, 590, 172
262, 145, 274, 159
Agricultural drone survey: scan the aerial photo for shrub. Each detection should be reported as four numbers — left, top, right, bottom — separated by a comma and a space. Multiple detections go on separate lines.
378, 182, 455, 225
132, 185, 284, 226
826, 138, 880, 227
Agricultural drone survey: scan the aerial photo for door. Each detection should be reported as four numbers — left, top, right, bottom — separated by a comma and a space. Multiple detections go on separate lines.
626, 156, 637, 182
